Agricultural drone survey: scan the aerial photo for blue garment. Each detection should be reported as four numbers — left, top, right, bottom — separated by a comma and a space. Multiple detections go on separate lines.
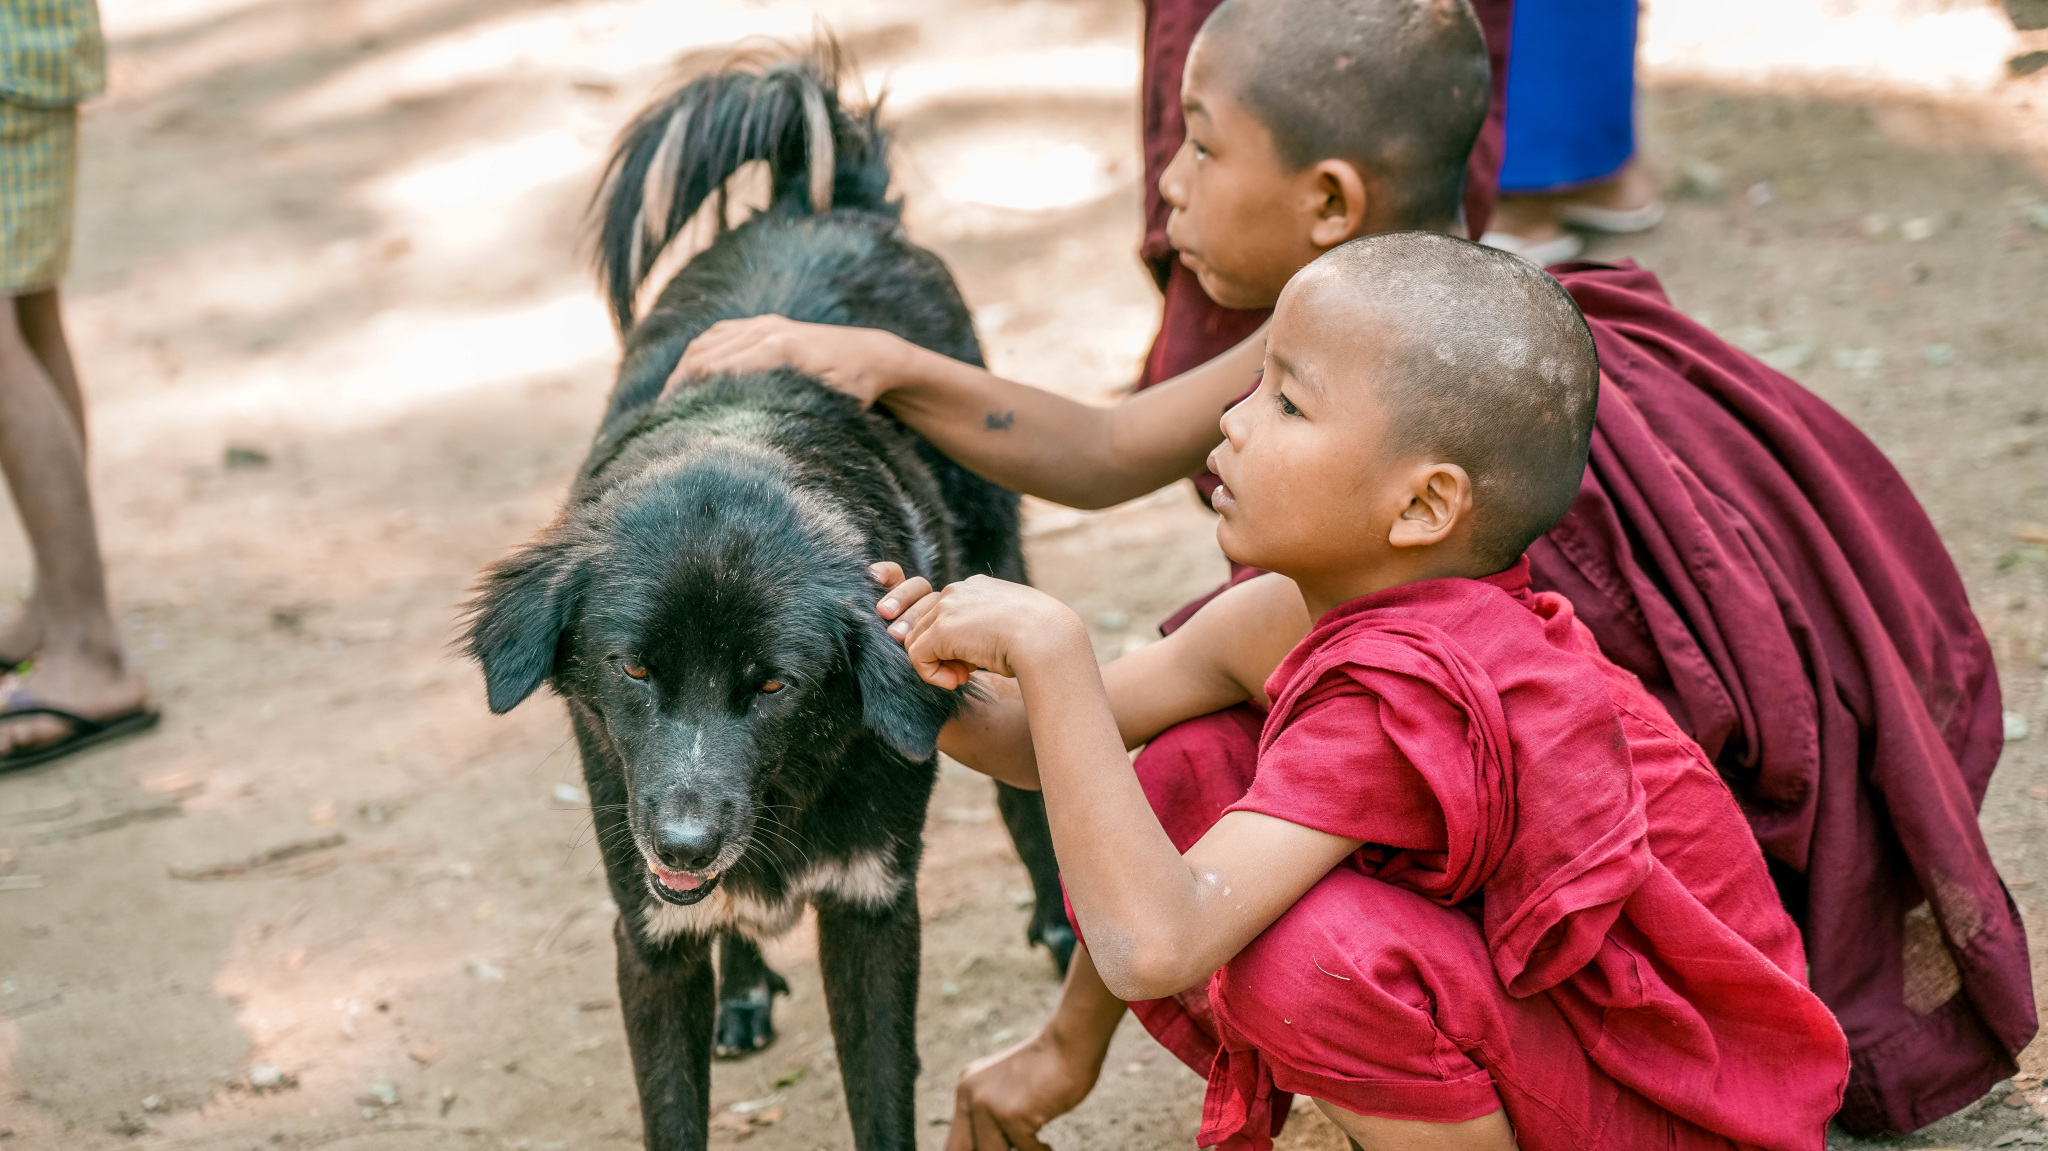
1498, 0, 1639, 194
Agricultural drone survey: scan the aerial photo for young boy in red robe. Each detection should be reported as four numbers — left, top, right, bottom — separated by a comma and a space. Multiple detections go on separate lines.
671, 0, 2028, 1130
868, 232, 1849, 1150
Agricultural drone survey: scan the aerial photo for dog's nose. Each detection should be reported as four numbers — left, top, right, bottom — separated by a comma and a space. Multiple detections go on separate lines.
655, 818, 720, 872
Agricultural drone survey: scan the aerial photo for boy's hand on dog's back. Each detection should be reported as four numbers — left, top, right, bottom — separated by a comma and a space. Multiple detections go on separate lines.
668, 315, 912, 406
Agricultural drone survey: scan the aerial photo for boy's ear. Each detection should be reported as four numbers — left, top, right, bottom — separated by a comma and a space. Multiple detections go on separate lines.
1389, 463, 1472, 549
464, 524, 588, 714
1307, 158, 1371, 250
849, 608, 959, 762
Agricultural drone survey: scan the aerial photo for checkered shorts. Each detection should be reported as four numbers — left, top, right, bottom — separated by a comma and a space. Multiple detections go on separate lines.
0, 100, 78, 291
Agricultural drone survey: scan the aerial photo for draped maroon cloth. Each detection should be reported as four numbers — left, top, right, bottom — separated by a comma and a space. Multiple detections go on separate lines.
1134, 0, 1515, 409
1114, 564, 1847, 1150
1531, 261, 2026, 1134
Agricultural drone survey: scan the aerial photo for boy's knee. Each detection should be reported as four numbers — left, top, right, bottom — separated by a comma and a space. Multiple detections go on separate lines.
1212, 871, 1503, 1073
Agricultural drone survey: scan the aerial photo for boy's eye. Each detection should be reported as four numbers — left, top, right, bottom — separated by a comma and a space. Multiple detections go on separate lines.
1191, 140, 1211, 159
623, 663, 650, 680
759, 680, 785, 694
1276, 392, 1302, 417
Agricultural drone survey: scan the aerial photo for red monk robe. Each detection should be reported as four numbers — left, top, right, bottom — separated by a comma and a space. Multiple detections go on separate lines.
1115, 562, 1848, 1151
1134, 0, 1517, 421
1147, 259, 2027, 1134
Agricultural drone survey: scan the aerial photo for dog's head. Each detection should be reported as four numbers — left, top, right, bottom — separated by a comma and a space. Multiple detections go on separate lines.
464, 447, 957, 906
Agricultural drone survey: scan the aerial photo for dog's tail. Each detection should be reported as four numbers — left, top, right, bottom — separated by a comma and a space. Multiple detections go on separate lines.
595, 41, 891, 333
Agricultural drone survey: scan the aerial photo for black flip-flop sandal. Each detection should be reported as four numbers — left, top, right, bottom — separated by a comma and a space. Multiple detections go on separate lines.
0, 699, 161, 773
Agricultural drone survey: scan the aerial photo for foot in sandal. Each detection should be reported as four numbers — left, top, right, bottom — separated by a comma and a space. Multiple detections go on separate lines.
0, 641, 154, 772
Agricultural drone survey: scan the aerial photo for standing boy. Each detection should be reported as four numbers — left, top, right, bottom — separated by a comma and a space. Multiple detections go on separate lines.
675, 0, 2024, 1131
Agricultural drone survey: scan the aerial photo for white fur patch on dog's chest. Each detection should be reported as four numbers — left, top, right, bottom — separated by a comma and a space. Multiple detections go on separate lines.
640, 849, 906, 942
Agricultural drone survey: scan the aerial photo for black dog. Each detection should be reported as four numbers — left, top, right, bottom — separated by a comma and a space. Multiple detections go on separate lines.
464, 47, 1070, 1151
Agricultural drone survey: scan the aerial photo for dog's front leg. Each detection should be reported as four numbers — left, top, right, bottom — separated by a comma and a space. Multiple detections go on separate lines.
816, 889, 922, 1150
616, 919, 717, 1151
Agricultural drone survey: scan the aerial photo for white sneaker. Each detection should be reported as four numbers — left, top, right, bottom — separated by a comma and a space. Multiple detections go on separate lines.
1557, 199, 1666, 234
1478, 229, 1584, 266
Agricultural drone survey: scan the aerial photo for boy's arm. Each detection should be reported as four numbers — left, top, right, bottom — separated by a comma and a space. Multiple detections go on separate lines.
875, 565, 1310, 788
897, 576, 1359, 1002
675, 316, 1268, 509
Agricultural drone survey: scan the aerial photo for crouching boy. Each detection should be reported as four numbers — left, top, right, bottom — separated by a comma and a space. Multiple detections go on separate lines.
878, 234, 1849, 1150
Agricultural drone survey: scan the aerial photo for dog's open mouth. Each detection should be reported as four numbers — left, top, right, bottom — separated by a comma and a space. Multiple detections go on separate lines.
649, 866, 723, 905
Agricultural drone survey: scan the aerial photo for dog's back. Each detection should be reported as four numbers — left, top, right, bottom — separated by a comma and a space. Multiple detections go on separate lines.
586, 48, 1020, 585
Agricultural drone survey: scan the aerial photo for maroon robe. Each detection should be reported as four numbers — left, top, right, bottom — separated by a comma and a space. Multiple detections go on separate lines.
1109, 563, 1847, 1150
1531, 261, 2026, 1134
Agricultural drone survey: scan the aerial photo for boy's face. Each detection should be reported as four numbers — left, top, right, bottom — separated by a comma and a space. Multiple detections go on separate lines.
1160, 37, 1332, 310
1205, 273, 1411, 576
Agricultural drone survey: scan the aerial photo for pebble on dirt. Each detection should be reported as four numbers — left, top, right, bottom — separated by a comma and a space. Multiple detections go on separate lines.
247, 1064, 293, 1092
2008, 713, 2032, 742
1901, 216, 1939, 242
1676, 158, 1727, 199
1758, 344, 1815, 372
222, 445, 271, 470
464, 959, 506, 981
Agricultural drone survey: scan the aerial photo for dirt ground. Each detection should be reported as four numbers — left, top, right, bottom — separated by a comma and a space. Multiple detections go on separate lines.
0, 0, 2045, 1148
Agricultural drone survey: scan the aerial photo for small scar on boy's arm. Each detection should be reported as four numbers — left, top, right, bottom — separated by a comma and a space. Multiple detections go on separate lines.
984, 410, 1016, 431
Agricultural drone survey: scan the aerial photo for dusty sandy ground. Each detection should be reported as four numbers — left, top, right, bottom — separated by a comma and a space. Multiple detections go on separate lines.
0, 0, 2045, 1148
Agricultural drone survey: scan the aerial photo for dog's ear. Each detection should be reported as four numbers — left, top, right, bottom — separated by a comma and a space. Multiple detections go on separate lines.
464, 527, 587, 714
851, 612, 958, 761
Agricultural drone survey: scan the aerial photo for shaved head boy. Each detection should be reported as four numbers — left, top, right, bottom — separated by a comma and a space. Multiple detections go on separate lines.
673, 0, 2023, 1133
1164, 0, 1488, 308
864, 233, 1846, 1151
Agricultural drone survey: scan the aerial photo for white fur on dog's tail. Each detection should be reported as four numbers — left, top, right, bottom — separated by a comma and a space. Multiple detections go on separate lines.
594, 41, 890, 335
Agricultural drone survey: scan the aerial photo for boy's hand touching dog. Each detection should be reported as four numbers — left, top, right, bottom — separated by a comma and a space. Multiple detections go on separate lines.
872, 564, 1086, 689
667, 315, 912, 406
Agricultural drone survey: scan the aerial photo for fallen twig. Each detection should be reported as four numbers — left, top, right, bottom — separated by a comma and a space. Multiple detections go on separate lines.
169, 833, 346, 880
29, 803, 181, 844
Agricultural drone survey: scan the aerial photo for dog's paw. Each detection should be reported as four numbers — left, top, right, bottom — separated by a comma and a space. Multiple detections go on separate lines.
714, 991, 779, 1059
1028, 920, 1077, 977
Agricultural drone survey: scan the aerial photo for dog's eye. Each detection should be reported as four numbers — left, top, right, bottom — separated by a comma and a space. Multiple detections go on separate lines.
759, 680, 785, 694
623, 664, 650, 680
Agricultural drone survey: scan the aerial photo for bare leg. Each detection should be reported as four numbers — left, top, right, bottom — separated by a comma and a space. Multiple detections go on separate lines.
1486, 193, 1570, 246
1312, 1097, 1517, 1151
1553, 159, 1659, 214
0, 287, 147, 753
0, 288, 86, 661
